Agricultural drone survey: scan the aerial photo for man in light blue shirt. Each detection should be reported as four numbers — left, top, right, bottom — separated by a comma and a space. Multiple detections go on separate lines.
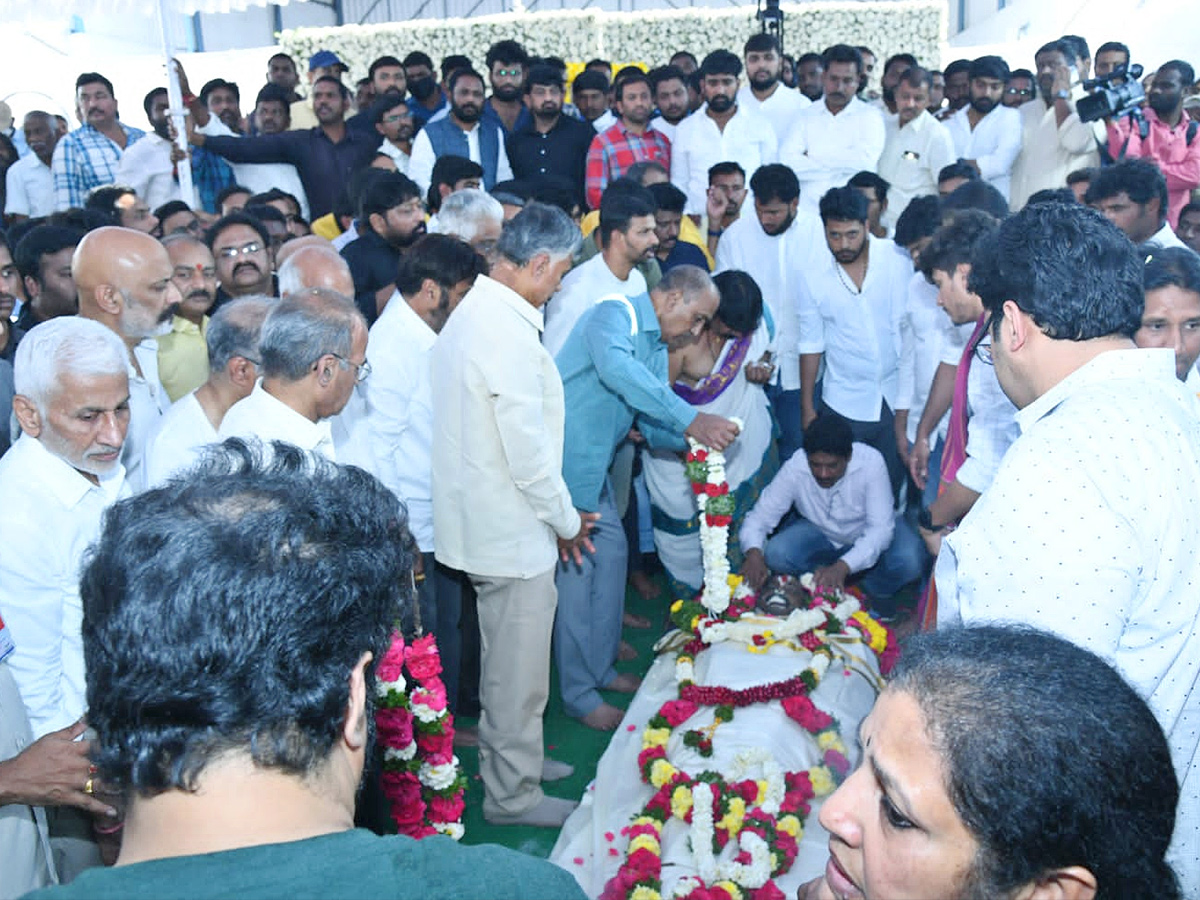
553, 265, 739, 730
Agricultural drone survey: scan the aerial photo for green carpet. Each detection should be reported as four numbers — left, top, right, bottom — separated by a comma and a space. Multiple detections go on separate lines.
454, 574, 671, 857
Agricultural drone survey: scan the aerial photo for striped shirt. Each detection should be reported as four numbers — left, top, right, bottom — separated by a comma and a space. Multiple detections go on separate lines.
51, 122, 145, 210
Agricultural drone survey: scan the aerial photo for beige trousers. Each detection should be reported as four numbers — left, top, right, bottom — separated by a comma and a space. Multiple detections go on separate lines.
470, 567, 556, 818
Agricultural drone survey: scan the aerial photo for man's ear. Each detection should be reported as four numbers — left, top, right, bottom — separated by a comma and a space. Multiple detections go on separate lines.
1002, 299, 1032, 353
94, 283, 122, 317
315, 353, 337, 386
1011, 866, 1097, 900
342, 650, 373, 751
227, 355, 257, 388
22, 275, 40, 303
12, 395, 42, 438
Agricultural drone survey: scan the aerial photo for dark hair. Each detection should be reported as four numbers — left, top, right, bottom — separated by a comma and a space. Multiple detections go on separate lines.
744, 33, 781, 56
313, 75, 350, 100
243, 204, 287, 230
359, 172, 422, 227
796, 52, 823, 68
1095, 41, 1130, 64
216, 184, 252, 207
486, 39, 529, 70
897, 66, 933, 91
13, 225, 84, 282
370, 91, 410, 123
598, 179, 657, 248
526, 64, 564, 92
440, 55, 471, 80
941, 180, 1010, 220
712, 270, 763, 336
1009, 66, 1036, 83
1059, 34, 1090, 61
615, 71, 652, 102
1036, 40, 1076, 67
153, 200, 193, 226
818, 186, 869, 224
969, 55, 1010, 82
891, 626, 1179, 900
648, 181, 687, 216
1085, 159, 1169, 225
46, 208, 114, 234
919, 209, 999, 279
1180, 201, 1200, 222
649, 65, 687, 94
81, 440, 412, 794
709, 161, 746, 184
248, 188, 300, 214
427, 155, 484, 211
1144, 246, 1200, 297
1025, 187, 1077, 206
268, 52, 295, 68
883, 52, 919, 75
848, 170, 890, 204
448, 68, 485, 95
200, 78, 240, 106
624, 160, 669, 185
76, 72, 115, 96
573, 69, 610, 95
821, 44, 864, 75
394, 233, 487, 297
938, 161, 980, 185
971, 202, 1143, 340
943, 59, 972, 79
803, 414, 854, 458
403, 51, 434, 71
1158, 60, 1196, 88
205, 210, 270, 252
701, 49, 742, 79
254, 83, 292, 109
893, 195, 942, 249
368, 55, 404, 80
1066, 167, 1097, 188
142, 87, 167, 119
749, 163, 799, 205
587, 58, 613, 73
85, 185, 134, 222
670, 51, 699, 69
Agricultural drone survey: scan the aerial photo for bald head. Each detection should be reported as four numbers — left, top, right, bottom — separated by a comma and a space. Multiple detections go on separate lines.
74, 226, 180, 343
273, 234, 330, 266
277, 245, 354, 300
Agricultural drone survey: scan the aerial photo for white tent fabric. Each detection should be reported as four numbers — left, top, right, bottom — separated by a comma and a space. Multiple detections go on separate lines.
12, 0, 307, 16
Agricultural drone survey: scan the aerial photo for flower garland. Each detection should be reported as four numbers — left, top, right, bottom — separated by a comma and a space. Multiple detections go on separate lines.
684, 418, 742, 615
375, 631, 467, 840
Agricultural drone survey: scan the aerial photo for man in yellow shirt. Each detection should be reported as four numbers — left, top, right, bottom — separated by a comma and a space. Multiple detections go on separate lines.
157, 235, 217, 402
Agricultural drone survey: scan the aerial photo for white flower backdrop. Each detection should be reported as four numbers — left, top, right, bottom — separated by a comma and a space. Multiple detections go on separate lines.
279, 1, 945, 95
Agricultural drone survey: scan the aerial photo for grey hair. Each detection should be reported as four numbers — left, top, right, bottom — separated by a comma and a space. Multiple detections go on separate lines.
658, 263, 716, 299
495, 201, 581, 267
276, 246, 351, 298
14, 317, 128, 413
258, 288, 363, 382
160, 233, 206, 252
433, 189, 504, 244
207, 295, 275, 373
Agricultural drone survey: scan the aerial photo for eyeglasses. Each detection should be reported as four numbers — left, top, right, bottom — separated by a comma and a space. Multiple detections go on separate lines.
1005, 87, 1033, 97
332, 353, 372, 382
382, 113, 412, 124
495, 68, 522, 78
216, 241, 263, 259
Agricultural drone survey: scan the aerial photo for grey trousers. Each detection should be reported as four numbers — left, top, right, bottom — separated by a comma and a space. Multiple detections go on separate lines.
553, 484, 626, 719
471, 566, 556, 819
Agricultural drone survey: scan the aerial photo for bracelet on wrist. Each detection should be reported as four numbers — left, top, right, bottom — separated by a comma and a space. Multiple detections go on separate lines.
707, 227, 724, 236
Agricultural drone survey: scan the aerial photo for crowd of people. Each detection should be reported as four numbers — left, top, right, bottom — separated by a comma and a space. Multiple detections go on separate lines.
0, 25, 1198, 900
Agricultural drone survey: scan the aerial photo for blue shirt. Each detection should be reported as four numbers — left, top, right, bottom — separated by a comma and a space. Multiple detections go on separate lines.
556, 292, 695, 510
659, 240, 711, 274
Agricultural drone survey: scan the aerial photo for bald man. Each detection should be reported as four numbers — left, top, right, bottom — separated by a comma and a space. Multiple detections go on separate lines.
74, 226, 181, 492
277, 244, 355, 299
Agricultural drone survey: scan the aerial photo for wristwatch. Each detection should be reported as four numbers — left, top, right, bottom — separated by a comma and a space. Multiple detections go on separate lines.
1054, 89, 1071, 101
917, 506, 950, 533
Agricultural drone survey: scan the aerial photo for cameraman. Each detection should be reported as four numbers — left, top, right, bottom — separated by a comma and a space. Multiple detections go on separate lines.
1106, 60, 1200, 228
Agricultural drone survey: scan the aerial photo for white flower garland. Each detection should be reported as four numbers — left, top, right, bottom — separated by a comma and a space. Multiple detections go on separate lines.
698, 597, 862, 647
688, 417, 743, 616
419, 757, 461, 791
687, 781, 774, 889
726, 749, 786, 817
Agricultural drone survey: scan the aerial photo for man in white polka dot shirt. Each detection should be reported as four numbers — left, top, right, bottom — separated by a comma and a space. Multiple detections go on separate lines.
935, 202, 1200, 896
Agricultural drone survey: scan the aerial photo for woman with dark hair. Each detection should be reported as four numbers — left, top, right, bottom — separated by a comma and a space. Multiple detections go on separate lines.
801, 626, 1181, 900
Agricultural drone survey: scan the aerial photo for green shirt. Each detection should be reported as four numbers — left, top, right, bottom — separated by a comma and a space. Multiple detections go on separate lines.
24, 828, 586, 900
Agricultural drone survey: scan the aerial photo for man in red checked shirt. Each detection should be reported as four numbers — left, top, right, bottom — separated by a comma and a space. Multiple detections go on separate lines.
584, 70, 671, 210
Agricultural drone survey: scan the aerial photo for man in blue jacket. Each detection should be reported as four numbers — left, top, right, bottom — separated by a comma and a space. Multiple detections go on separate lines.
554, 264, 740, 729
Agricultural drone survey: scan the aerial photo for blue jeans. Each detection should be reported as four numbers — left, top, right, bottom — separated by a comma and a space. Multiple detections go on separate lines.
763, 515, 927, 615
766, 384, 803, 464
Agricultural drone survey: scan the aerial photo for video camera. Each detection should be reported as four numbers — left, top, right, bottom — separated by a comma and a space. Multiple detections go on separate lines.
1077, 63, 1145, 123
757, 0, 784, 52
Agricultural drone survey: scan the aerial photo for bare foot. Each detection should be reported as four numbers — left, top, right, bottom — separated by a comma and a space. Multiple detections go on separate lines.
604, 672, 642, 693
623, 611, 653, 629
629, 570, 661, 600
618, 640, 638, 661
580, 703, 624, 730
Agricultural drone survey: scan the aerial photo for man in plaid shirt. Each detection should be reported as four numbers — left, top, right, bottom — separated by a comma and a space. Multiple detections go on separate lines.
52, 73, 145, 210
584, 70, 671, 210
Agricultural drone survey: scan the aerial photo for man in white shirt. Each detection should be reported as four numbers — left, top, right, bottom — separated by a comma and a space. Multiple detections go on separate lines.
648, 65, 691, 145
934, 203, 1200, 895
4, 112, 58, 222
799, 187, 912, 497
219, 289, 366, 462
740, 415, 925, 617
715, 163, 823, 461
779, 44, 885, 213
543, 182, 656, 356
1009, 40, 1100, 211
736, 34, 810, 143
431, 203, 595, 828
877, 67, 957, 231
74, 227, 180, 494
356, 235, 486, 714
117, 88, 190, 213
672, 49, 777, 217
408, 69, 513, 197
942, 56, 1022, 202
144, 296, 271, 487
372, 92, 413, 175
